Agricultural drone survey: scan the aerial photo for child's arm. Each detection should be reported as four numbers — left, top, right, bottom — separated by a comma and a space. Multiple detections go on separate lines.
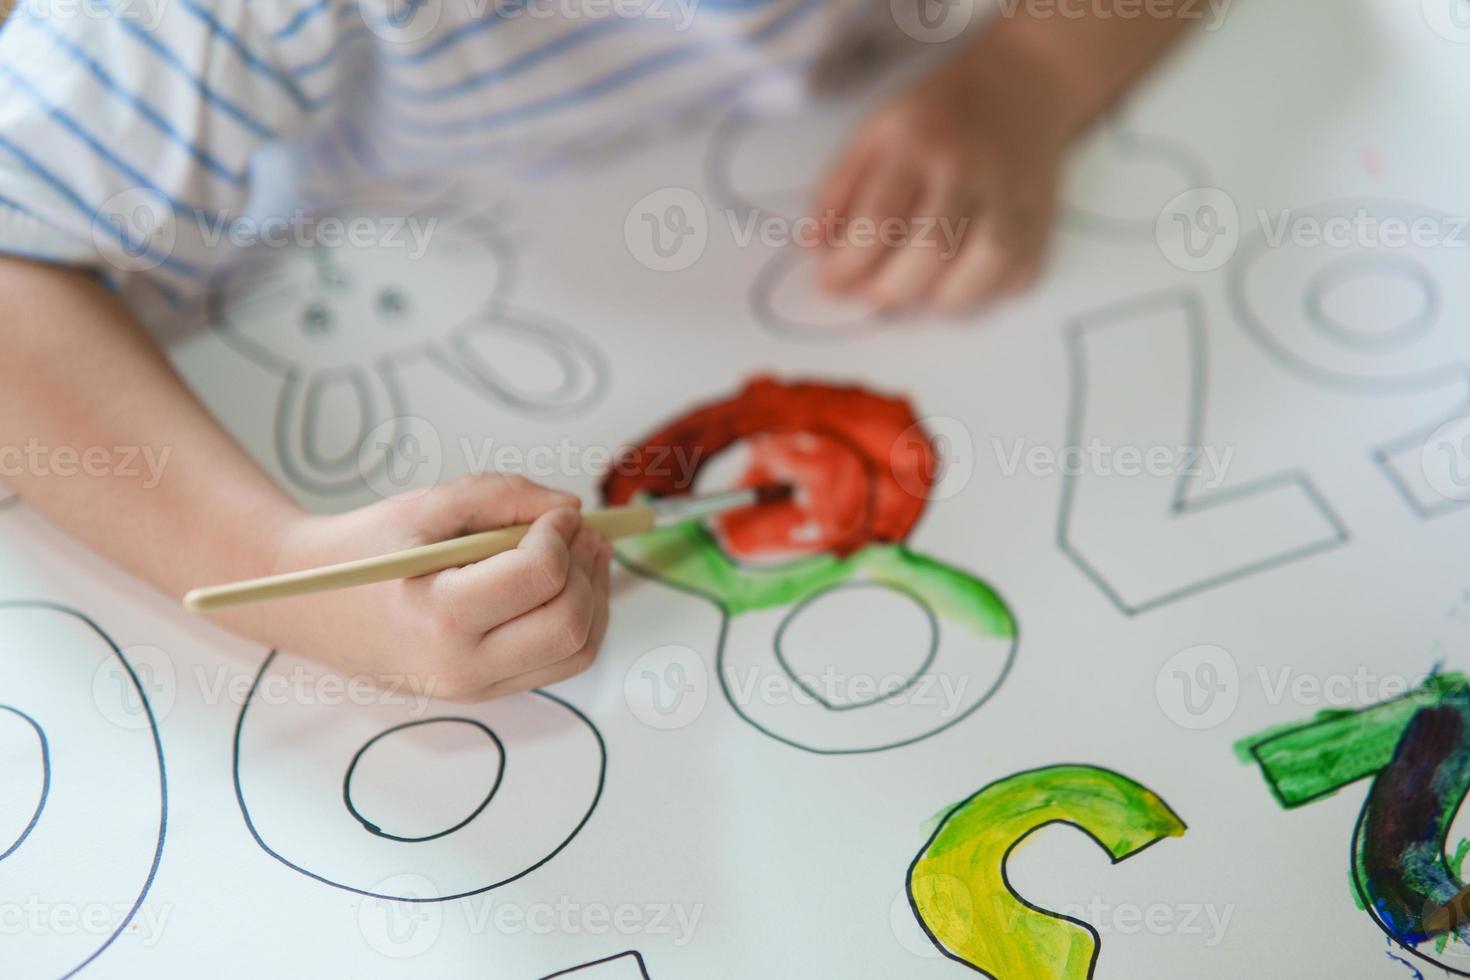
0, 257, 611, 700
816, 2, 1200, 312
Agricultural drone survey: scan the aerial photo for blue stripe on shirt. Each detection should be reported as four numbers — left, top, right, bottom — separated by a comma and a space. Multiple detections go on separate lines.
0, 64, 201, 218
105, 0, 280, 140
0, 134, 201, 277
273, 0, 335, 42
28, 18, 246, 187
175, 0, 312, 109
383, 0, 817, 136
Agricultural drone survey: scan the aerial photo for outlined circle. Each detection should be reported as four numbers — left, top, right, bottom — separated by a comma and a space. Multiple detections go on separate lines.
233, 650, 606, 901
716, 573, 1017, 754
342, 718, 505, 843
1228, 197, 1468, 396
0, 601, 167, 979
0, 704, 49, 862
773, 582, 939, 711
1304, 252, 1439, 352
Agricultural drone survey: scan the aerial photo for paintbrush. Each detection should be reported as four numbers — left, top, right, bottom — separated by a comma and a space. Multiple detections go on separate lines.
1424, 885, 1470, 937
183, 484, 792, 613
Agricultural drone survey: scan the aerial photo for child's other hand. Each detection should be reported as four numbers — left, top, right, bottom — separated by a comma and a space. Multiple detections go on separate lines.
255, 474, 612, 702
813, 44, 1079, 314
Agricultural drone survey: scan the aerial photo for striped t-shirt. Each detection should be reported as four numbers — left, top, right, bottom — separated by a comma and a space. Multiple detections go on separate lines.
0, 0, 881, 303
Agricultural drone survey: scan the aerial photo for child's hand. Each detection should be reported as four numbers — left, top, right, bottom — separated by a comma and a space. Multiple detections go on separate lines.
813, 43, 1079, 314
253, 474, 612, 702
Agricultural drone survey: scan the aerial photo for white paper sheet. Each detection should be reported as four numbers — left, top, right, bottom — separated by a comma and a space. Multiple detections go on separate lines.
7, 0, 1470, 976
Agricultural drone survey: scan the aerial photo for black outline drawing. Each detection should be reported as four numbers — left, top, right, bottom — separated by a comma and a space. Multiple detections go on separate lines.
904, 764, 1187, 979
615, 537, 1018, 756
1227, 197, 1470, 520
0, 704, 49, 862
209, 197, 610, 497
539, 950, 652, 978
772, 581, 939, 711
1057, 288, 1349, 616
0, 600, 167, 979
704, 104, 894, 345
232, 649, 606, 902
1248, 691, 1470, 977
608, 379, 1019, 754
1061, 126, 1211, 243
1347, 735, 1470, 976
342, 718, 505, 844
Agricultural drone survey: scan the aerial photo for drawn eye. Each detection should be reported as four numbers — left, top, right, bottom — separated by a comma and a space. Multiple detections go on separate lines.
301, 303, 333, 335
377, 288, 407, 318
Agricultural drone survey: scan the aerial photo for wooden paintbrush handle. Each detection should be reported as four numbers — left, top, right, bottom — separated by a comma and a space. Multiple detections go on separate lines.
183, 504, 654, 613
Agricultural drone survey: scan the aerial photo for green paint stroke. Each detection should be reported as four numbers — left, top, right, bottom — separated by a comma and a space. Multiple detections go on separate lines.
909, 765, 1186, 980
616, 522, 1015, 638
1236, 673, 1469, 808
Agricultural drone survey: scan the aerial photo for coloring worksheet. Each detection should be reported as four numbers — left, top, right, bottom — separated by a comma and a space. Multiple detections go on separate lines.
6, 0, 1470, 976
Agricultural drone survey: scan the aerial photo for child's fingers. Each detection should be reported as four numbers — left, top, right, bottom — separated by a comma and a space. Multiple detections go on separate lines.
861, 180, 963, 311
429, 506, 579, 634
930, 218, 1013, 312
818, 158, 922, 292
412, 472, 580, 542
475, 529, 603, 676
813, 136, 876, 239
470, 543, 612, 700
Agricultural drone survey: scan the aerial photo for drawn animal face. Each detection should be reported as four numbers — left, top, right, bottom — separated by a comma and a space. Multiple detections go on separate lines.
213, 205, 512, 372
